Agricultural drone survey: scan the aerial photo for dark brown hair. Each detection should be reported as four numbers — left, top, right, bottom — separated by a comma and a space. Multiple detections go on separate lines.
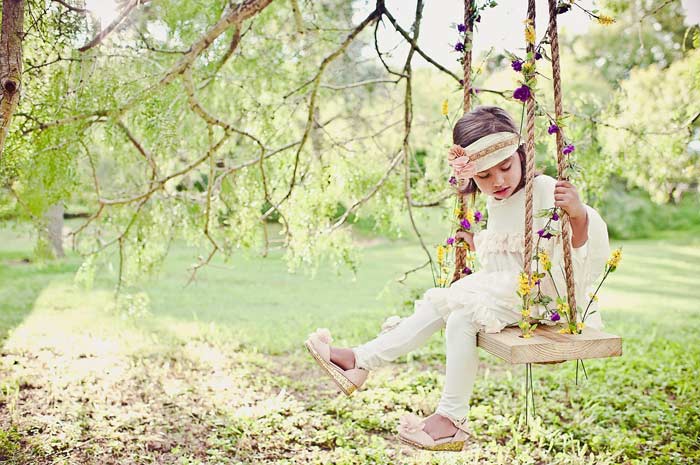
452, 106, 540, 198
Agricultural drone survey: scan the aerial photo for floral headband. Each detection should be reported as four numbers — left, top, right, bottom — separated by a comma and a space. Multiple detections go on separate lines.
449, 132, 521, 173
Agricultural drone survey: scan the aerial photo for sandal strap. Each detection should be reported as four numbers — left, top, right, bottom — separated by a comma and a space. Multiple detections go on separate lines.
437, 412, 470, 433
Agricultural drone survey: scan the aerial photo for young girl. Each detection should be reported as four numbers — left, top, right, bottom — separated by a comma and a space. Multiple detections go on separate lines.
305, 106, 610, 451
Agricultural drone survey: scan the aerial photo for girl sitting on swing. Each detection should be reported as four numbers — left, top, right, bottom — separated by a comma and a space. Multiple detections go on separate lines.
305, 105, 610, 451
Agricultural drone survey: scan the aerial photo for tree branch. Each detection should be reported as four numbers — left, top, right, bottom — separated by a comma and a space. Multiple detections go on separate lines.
78, 0, 151, 52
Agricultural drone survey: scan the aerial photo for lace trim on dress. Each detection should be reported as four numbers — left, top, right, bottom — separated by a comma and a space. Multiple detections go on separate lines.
474, 230, 524, 255
421, 283, 520, 334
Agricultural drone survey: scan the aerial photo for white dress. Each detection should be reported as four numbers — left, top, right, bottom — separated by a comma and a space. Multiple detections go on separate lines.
419, 174, 611, 333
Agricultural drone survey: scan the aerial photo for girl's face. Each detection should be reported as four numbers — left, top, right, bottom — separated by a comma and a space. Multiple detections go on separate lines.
472, 152, 522, 200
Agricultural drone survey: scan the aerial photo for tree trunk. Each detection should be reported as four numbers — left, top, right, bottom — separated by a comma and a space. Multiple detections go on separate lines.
44, 203, 65, 258
0, 0, 24, 160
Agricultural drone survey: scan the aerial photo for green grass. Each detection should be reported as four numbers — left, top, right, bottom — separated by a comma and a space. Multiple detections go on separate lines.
0, 222, 698, 464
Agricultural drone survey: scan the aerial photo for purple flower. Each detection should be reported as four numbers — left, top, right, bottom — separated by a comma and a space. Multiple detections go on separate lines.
534, 279, 541, 286
511, 59, 523, 72
474, 210, 483, 223
462, 267, 473, 275
513, 85, 531, 102
563, 144, 575, 155
550, 311, 561, 322
551, 211, 559, 221
459, 79, 464, 86
548, 124, 559, 134
446, 237, 455, 245
460, 218, 471, 230
457, 23, 467, 32
454, 42, 465, 52
537, 228, 553, 239
449, 175, 457, 186
535, 51, 542, 60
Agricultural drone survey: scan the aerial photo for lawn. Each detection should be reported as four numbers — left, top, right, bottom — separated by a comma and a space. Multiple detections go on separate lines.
0, 222, 698, 464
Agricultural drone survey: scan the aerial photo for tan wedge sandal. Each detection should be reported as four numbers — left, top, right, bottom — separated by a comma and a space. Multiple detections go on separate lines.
397, 412, 471, 452
304, 328, 368, 396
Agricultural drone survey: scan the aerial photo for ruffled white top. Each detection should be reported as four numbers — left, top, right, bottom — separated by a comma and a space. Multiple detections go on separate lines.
413, 174, 610, 334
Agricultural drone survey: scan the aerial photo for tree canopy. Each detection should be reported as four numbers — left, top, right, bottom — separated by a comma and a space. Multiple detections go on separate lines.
0, 0, 698, 286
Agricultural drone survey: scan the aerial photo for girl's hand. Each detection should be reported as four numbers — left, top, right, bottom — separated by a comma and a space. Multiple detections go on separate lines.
554, 180, 586, 219
454, 230, 475, 251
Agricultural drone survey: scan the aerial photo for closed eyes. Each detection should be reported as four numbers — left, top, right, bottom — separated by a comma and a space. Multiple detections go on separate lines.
477, 164, 511, 179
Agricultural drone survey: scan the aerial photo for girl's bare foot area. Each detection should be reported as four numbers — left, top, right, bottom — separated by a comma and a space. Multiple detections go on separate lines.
330, 347, 355, 370
422, 413, 459, 441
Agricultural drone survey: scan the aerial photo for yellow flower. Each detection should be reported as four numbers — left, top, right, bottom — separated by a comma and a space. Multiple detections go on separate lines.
441, 266, 450, 275
441, 99, 449, 116
537, 250, 551, 272
577, 322, 586, 331
437, 277, 448, 287
522, 62, 535, 76
437, 245, 445, 266
596, 14, 615, 25
588, 292, 599, 302
557, 301, 570, 316
517, 272, 535, 297
525, 24, 536, 45
558, 327, 571, 334
454, 207, 461, 216
607, 248, 622, 270
466, 208, 475, 224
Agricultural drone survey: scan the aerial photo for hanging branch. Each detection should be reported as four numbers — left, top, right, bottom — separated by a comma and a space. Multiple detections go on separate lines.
261, 6, 382, 221
399, 0, 438, 285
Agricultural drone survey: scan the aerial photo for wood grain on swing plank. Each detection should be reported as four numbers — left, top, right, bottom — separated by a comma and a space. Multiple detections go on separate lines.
477, 324, 622, 364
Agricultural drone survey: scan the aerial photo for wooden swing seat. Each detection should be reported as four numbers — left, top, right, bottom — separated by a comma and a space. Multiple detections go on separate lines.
477, 324, 622, 365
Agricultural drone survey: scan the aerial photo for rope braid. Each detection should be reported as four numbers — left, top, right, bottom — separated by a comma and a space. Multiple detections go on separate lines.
451, 0, 474, 284
523, 0, 536, 278
548, 0, 578, 321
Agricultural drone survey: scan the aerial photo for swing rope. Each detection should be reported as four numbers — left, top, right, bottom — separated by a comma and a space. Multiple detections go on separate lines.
522, 0, 537, 279
547, 0, 578, 321
451, 0, 475, 284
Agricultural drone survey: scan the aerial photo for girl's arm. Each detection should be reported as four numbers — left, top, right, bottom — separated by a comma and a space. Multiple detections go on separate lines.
569, 210, 589, 248
554, 180, 589, 248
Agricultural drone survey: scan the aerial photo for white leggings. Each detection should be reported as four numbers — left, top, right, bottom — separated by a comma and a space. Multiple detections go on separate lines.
352, 300, 486, 423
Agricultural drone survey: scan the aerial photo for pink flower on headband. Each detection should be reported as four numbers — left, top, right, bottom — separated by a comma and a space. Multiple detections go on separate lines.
448, 144, 467, 162
449, 156, 471, 170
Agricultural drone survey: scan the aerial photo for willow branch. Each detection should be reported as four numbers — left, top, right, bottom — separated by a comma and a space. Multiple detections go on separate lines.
327, 148, 403, 232
262, 7, 382, 220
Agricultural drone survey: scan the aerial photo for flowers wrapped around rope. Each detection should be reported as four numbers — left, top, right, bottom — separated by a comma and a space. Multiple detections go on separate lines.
518, 204, 625, 336
435, 201, 484, 288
